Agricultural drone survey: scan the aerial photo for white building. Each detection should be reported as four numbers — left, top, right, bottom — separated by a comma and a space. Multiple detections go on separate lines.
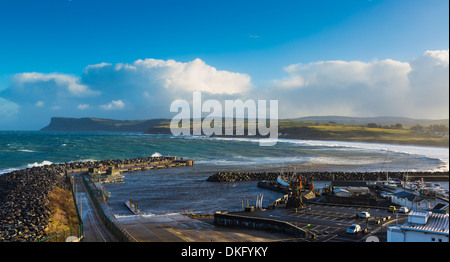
388, 210, 449, 242
391, 191, 435, 210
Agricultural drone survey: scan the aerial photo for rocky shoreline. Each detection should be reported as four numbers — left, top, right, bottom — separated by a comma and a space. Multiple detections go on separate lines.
0, 165, 69, 242
0, 156, 181, 242
207, 171, 450, 182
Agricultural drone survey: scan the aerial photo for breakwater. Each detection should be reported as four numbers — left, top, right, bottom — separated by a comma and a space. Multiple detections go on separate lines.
207, 171, 449, 182
59, 156, 194, 173
0, 165, 68, 241
0, 156, 193, 242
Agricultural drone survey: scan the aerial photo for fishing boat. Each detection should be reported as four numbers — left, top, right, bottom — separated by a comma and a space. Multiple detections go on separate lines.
276, 167, 291, 187
276, 175, 290, 187
276, 168, 315, 191
376, 150, 398, 192
376, 179, 398, 192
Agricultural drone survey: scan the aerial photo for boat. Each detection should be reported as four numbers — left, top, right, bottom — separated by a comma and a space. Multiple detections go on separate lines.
276, 175, 290, 187
276, 168, 315, 191
376, 150, 398, 192
376, 180, 397, 192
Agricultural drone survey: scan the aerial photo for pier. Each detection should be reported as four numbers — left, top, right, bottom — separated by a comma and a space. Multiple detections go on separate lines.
124, 198, 144, 215
84, 157, 194, 183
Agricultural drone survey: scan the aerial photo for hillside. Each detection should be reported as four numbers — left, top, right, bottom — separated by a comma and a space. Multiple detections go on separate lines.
40, 116, 449, 147
292, 116, 449, 127
277, 120, 449, 147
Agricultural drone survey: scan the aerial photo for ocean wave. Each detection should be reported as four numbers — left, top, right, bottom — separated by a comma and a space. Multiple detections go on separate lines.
196, 156, 308, 166
26, 160, 53, 168
0, 167, 19, 175
1, 160, 54, 175
17, 149, 36, 153
115, 212, 181, 221
308, 156, 385, 166
200, 136, 449, 171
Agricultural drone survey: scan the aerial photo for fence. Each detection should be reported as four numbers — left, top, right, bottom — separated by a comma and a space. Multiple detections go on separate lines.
38, 174, 84, 242
81, 175, 136, 242
38, 226, 83, 242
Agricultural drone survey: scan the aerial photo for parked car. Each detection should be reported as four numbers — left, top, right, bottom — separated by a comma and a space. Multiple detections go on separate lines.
388, 206, 397, 213
399, 207, 410, 213
360, 211, 371, 218
347, 224, 362, 234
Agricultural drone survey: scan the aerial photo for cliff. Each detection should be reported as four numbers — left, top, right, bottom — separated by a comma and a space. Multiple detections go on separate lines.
41, 117, 171, 132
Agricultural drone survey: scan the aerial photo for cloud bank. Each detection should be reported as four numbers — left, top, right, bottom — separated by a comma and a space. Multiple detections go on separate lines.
270, 50, 449, 119
0, 50, 448, 129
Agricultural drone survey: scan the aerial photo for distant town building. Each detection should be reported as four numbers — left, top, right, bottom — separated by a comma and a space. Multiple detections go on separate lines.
387, 210, 449, 242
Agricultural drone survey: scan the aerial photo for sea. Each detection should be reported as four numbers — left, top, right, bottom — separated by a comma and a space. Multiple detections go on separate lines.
1, 130, 448, 216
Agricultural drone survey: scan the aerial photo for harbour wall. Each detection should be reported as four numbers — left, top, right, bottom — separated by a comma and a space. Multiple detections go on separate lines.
207, 171, 449, 182
214, 212, 307, 238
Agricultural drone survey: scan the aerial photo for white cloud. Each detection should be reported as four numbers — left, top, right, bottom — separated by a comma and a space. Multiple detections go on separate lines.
79, 57, 253, 117
120, 58, 252, 95
13, 72, 100, 97
407, 49, 449, 118
100, 100, 125, 110
77, 104, 90, 110
271, 50, 448, 119
1, 52, 447, 130
0, 97, 19, 117
84, 62, 112, 70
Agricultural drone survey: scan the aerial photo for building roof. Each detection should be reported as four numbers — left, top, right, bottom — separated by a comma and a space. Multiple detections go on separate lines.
401, 211, 449, 235
392, 191, 428, 202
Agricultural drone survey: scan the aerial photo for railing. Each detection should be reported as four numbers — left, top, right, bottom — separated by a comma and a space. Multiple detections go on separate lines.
38, 226, 83, 242
81, 175, 136, 242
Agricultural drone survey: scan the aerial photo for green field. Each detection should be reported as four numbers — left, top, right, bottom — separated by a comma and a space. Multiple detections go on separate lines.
43, 117, 449, 147
277, 120, 449, 147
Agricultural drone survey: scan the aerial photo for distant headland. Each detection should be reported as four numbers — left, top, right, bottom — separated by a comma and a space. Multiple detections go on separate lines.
41, 116, 449, 147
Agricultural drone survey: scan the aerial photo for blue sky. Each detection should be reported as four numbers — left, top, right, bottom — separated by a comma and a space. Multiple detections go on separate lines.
0, 0, 449, 130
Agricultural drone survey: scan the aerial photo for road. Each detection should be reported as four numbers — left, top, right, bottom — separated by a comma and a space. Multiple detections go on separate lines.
72, 174, 117, 242
116, 213, 294, 242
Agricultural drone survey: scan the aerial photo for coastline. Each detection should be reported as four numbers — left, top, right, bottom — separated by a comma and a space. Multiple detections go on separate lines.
1, 155, 448, 242
1, 132, 448, 175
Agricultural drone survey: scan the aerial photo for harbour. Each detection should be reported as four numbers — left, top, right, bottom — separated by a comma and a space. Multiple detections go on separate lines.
0, 153, 448, 242
80, 155, 448, 243
1, 130, 448, 242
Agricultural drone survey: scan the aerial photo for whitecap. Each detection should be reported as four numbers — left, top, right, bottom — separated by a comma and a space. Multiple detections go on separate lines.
0, 168, 19, 175
17, 149, 36, 153
26, 160, 53, 168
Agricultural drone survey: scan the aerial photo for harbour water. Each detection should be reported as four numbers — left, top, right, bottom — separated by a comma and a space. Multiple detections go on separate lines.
1, 131, 448, 216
